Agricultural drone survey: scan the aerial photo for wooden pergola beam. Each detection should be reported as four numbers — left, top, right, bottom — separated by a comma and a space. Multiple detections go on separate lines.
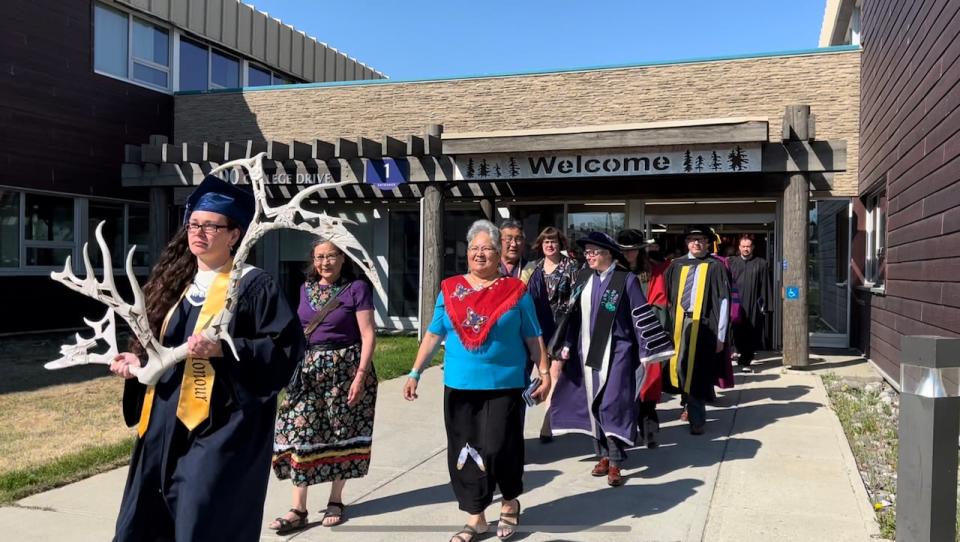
442, 120, 770, 154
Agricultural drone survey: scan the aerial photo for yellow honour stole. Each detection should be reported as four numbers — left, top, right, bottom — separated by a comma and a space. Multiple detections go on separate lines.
137, 264, 232, 436
668, 263, 709, 394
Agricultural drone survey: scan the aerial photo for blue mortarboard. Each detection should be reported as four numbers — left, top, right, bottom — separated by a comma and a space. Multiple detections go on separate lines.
183, 175, 255, 230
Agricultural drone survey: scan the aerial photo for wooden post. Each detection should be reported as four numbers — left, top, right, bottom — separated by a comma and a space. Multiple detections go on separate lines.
480, 197, 496, 222
148, 187, 170, 266
782, 105, 810, 367
419, 182, 444, 339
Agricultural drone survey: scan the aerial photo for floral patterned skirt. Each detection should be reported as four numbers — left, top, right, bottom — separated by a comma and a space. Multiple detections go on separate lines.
272, 342, 378, 486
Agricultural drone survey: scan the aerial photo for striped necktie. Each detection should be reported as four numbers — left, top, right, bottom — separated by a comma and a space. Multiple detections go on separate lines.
682, 265, 698, 312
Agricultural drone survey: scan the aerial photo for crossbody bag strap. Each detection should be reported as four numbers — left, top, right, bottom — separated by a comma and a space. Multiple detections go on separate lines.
303, 282, 351, 337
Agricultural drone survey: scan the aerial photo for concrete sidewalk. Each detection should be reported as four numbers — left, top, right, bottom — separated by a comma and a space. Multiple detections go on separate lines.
0, 357, 881, 541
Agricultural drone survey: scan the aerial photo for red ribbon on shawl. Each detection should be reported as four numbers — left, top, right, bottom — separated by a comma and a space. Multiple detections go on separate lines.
441, 275, 527, 351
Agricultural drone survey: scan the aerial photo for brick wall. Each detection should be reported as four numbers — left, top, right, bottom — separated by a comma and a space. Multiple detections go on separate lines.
858, 0, 960, 381
175, 49, 861, 196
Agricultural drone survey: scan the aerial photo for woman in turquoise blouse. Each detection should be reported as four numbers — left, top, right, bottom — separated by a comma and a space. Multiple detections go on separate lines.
404, 219, 551, 542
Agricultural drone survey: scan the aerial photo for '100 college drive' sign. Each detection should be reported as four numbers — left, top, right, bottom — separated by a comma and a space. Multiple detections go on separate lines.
453, 145, 762, 181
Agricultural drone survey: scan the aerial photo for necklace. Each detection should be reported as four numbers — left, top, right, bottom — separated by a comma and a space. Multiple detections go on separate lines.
467, 274, 498, 289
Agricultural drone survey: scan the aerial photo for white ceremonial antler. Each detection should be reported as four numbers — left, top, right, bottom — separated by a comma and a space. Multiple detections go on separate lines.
201, 153, 387, 362
44, 308, 119, 369
50, 152, 384, 385
50, 222, 190, 384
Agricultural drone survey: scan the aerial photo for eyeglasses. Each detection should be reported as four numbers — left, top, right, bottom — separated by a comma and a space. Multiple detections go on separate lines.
186, 222, 230, 235
583, 248, 608, 257
313, 253, 342, 262
468, 246, 498, 254
686, 238, 709, 245
502, 236, 524, 245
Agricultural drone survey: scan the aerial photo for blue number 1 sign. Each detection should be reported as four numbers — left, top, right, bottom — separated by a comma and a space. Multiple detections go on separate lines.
365, 158, 409, 188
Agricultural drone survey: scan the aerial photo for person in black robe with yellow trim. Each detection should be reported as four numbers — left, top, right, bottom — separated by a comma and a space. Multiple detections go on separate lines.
109, 176, 304, 542
663, 225, 730, 435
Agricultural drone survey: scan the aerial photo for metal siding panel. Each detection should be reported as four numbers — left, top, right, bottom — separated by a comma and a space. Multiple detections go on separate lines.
313, 43, 325, 82
278, 24, 291, 72
325, 48, 336, 81
336, 52, 346, 81
292, 31, 304, 78
250, 9, 267, 60
220, 0, 237, 48
301, 35, 313, 80
205, 0, 221, 41
362, 66, 372, 80
130, 0, 151, 12
170, 0, 189, 27
266, 18, 279, 66
150, 0, 170, 19
235, 2, 252, 54
188, 0, 206, 34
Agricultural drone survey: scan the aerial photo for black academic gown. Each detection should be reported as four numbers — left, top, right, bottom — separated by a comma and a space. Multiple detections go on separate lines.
663, 255, 730, 400
115, 268, 304, 542
729, 256, 773, 353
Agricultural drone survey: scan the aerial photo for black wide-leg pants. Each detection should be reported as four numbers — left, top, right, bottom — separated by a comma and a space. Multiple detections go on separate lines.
444, 386, 525, 514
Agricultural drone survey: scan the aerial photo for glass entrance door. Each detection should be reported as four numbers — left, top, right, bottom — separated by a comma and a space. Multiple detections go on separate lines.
808, 200, 851, 348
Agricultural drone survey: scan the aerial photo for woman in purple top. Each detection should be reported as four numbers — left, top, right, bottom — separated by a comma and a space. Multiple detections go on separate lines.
269, 237, 378, 534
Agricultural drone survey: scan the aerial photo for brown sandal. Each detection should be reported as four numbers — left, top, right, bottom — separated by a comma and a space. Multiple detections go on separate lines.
497, 499, 521, 540
321, 501, 346, 527
268, 508, 308, 535
451, 523, 485, 542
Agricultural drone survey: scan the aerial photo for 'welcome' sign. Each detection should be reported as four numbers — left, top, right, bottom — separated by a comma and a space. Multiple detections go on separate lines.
453, 145, 761, 181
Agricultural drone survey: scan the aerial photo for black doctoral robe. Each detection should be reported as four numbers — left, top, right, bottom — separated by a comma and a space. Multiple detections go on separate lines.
663, 255, 730, 400
115, 267, 304, 542
728, 255, 773, 354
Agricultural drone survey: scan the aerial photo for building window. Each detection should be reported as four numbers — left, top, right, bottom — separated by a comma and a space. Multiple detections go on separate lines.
24, 194, 75, 267
248, 65, 272, 87
131, 19, 169, 87
0, 191, 151, 272
865, 192, 886, 288
178, 37, 209, 92
273, 74, 291, 85
128, 204, 151, 267
93, 2, 170, 90
211, 50, 240, 89
93, 3, 128, 78
0, 191, 19, 268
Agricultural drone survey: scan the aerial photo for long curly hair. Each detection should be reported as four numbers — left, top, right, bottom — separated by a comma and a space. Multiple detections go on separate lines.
130, 227, 196, 357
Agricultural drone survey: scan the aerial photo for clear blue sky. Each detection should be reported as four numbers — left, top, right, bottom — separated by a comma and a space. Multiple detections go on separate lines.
248, 1, 829, 80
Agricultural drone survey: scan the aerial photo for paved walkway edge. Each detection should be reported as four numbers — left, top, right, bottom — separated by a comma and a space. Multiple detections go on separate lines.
809, 371, 884, 540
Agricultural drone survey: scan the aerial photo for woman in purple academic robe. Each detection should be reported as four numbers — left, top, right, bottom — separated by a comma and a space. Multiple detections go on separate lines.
551, 232, 674, 487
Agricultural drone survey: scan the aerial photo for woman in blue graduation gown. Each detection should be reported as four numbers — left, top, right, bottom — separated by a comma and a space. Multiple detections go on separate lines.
109, 176, 304, 542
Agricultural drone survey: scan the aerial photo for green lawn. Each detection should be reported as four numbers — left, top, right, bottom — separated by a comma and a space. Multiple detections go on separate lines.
0, 335, 430, 506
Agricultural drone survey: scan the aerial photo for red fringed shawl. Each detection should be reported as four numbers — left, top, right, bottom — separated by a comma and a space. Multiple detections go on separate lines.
440, 275, 527, 351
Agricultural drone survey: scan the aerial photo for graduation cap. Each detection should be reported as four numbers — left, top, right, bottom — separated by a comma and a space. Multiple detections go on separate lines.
183, 175, 255, 230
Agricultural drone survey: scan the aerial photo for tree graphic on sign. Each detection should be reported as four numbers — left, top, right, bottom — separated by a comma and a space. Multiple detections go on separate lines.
494, 163, 502, 177
710, 151, 723, 171
727, 145, 749, 171
695, 155, 705, 172
508, 157, 520, 177
466, 158, 476, 179
682, 150, 693, 173
478, 158, 490, 177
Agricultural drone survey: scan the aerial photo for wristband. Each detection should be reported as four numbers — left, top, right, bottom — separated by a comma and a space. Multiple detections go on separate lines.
408, 368, 421, 381
538, 368, 550, 376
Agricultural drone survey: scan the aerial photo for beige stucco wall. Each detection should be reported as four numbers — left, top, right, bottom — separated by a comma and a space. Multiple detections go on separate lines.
175, 49, 860, 195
